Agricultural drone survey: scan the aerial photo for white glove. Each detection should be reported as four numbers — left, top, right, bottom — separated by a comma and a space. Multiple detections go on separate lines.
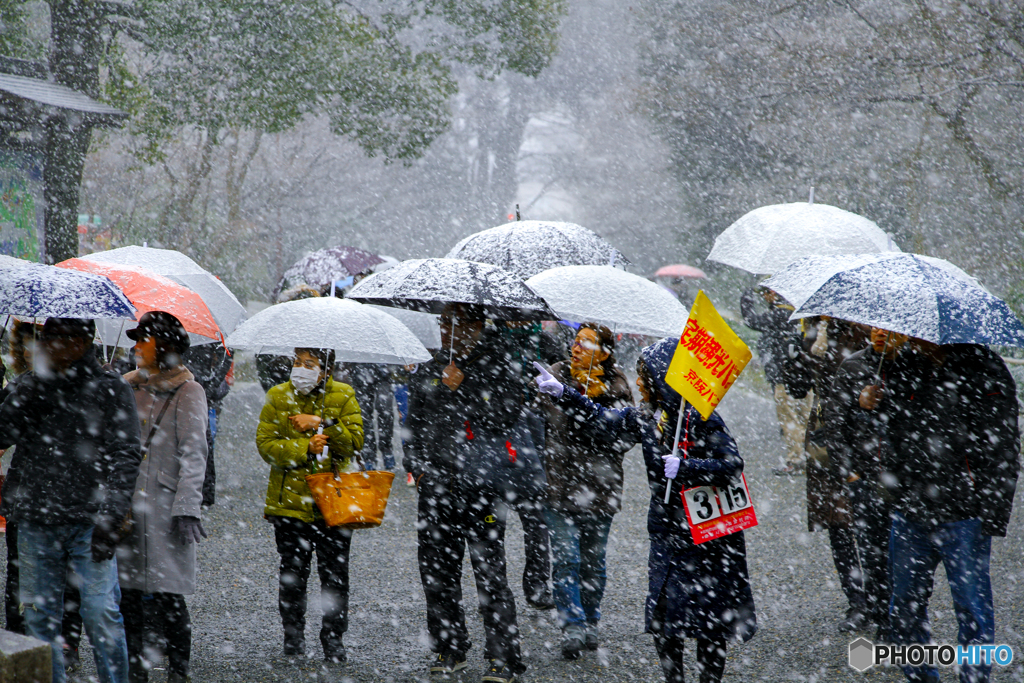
662, 454, 681, 479
533, 361, 564, 398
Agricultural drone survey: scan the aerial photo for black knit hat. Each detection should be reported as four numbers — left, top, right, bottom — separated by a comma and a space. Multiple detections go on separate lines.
126, 311, 190, 353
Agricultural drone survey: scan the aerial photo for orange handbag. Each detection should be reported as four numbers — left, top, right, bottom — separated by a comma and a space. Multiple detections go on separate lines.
305, 468, 395, 529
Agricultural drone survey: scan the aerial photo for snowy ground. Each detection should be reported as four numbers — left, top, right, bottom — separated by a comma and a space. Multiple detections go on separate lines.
15, 380, 1024, 682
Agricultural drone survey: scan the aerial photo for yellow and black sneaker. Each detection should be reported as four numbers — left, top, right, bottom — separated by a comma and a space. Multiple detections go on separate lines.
430, 652, 468, 675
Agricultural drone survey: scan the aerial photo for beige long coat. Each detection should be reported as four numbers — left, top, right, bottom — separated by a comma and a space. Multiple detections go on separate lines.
116, 366, 208, 595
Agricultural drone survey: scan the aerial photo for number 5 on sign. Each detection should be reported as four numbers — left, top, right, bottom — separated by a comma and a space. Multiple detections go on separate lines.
681, 474, 758, 545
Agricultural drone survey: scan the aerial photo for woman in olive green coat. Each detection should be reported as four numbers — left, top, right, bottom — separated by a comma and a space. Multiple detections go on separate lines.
256, 348, 363, 663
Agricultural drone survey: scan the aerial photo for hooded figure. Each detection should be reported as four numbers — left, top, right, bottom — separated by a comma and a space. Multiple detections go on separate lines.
535, 336, 756, 683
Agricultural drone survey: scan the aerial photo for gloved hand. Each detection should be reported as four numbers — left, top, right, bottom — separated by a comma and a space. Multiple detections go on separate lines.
91, 516, 121, 563
662, 454, 681, 479
533, 361, 564, 398
173, 516, 208, 545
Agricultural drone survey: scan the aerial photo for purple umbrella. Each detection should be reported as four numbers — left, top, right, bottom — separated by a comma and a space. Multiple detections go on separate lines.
275, 246, 384, 299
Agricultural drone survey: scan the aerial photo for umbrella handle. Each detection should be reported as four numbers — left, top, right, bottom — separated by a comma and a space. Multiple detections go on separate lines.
316, 423, 330, 464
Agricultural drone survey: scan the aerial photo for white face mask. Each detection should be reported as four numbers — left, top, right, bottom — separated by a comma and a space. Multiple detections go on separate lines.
290, 366, 321, 395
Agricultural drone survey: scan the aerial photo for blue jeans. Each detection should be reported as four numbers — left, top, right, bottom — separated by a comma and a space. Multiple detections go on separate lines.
546, 510, 613, 630
18, 522, 129, 683
889, 512, 994, 683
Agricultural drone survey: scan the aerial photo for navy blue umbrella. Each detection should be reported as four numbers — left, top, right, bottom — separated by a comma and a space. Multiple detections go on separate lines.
786, 253, 1024, 346
0, 260, 136, 320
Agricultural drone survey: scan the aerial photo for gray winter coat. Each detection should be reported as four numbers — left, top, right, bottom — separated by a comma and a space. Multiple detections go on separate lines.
117, 366, 208, 595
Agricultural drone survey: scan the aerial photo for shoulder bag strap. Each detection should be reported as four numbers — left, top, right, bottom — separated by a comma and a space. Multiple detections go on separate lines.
142, 385, 184, 457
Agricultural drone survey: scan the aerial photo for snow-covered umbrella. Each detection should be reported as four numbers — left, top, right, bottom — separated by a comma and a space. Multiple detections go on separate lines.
0, 260, 136, 320
777, 253, 1024, 346
347, 258, 554, 320
445, 220, 628, 281
526, 265, 689, 336
226, 297, 432, 365
83, 246, 247, 335
57, 258, 221, 347
275, 246, 384, 299
367, 305, 441, 349
763, 252, 984, 310
707, 203, 898, 275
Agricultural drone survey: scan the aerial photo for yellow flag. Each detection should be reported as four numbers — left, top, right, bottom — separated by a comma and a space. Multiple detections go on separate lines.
665, 290, 752, 420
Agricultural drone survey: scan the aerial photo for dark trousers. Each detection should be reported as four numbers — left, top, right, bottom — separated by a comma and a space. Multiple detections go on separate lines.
651, 592, 726, 683
828, 524, 866, 611
417, 475, 521, 667
121, 589, 191, 681
270, 516, 352, 656
506, 496, 551, 603
355, 383, 395, 469
4, 523, 84, 648
849, 480, 891, 625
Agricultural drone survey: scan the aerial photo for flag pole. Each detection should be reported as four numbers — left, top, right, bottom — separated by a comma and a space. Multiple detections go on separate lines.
663, 406, 685, 504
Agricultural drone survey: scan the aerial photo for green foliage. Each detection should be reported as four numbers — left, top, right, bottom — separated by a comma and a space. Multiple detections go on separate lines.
105, 0, 565, 164
0, 0, 38, 58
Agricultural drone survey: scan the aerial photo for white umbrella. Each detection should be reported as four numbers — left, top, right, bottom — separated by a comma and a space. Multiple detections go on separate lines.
348, 258, 554, 320
763, 252, 985, 310
446, 220, 628, 281
526, 265, 689, 337
367, 305, 441, 350
226, 297, 432, 365
83, 246, 247, 334
708, 203, 898, 275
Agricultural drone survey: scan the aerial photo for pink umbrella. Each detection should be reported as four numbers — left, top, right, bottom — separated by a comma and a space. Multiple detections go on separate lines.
655, 264, 707, 279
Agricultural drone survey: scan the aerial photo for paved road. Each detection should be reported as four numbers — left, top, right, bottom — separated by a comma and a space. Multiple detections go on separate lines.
16, 379, 1024, 682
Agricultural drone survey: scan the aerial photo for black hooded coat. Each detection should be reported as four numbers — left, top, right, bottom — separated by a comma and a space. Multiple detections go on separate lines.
553, 337, 757, 642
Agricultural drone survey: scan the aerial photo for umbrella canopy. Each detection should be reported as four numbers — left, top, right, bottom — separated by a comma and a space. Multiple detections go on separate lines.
445, 220, 628, 281
775, 253, 1024, 346
226, 297, 432, 364
655, 264, 707, 279
367, 305, 441, 350
708, 203, 897, 275
83, 246, 246, 335
0, 260, 136, 320
347, 258, 554, 320
57, 259, 221, 345
276, 246, 384, 298
763, 253, 984, 310
526, 265, 690, 337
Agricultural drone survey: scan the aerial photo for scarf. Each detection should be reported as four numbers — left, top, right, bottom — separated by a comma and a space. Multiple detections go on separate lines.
124, 365, 194, 393
570, 362, 607, 399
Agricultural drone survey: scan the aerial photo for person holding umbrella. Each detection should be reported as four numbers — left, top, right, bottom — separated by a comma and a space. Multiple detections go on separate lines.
256, 347, 363, 664
824, 326, 908, 640
405, 303, 528, 683
879, 338, 1019, 683
117, 312, 209, 683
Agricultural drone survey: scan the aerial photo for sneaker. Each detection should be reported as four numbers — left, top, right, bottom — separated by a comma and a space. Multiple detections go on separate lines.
324, 645, 347, 664
283, 637, 306, 657
838, 607, 869, 632
561, 624, 585, 661
772, 464, 804, 476
481, 660, 524, 683
585, 624, 599, 651
430, 652, 468, 675
63, 645, 81, 673
525, 587, 555, 610
407, 472, 416, 487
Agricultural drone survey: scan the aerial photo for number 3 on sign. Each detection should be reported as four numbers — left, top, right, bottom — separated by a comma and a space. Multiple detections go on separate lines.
683, 486, 722, 522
